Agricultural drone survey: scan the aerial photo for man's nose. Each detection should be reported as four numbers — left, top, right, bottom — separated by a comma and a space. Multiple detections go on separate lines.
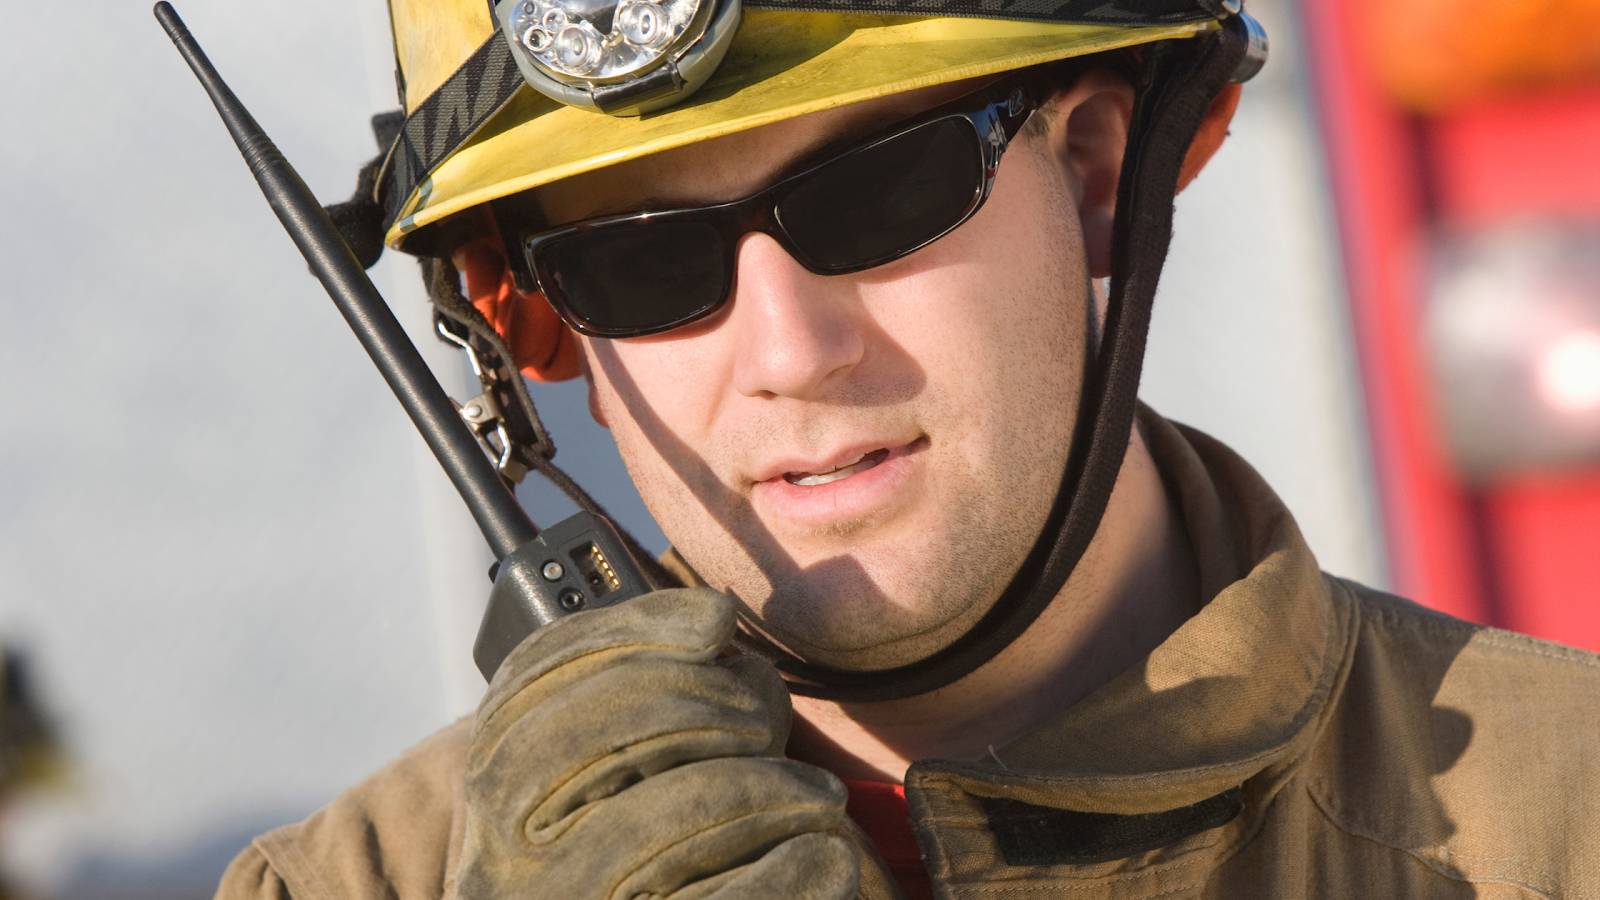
729, 232, 866, 400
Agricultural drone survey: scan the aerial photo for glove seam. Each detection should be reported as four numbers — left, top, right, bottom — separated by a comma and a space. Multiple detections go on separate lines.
525, 728, 780, 840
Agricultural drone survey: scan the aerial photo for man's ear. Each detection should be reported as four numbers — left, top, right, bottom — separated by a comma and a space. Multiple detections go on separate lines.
1038, 70, 1135, 280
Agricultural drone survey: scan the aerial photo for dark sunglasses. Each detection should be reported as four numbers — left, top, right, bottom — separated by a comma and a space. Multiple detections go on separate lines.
512, 78, 1039, 338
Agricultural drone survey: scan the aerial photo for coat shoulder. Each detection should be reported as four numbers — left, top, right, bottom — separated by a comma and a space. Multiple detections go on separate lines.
1307, 579, 1600, 896
1350, 582, 1600, 672
217, 717, 473, 900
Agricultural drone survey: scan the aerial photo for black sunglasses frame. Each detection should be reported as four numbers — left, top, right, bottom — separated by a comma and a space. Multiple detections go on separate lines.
513, 77, 1041, 338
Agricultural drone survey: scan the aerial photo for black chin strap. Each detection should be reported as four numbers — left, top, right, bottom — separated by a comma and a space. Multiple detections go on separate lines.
735, 20, 1250, 702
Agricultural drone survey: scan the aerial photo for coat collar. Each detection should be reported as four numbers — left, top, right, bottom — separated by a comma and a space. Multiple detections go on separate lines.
904, 410, 1358, 883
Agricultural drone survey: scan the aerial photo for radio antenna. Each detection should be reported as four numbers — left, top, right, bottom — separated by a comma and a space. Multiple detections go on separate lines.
153, 1, 538, 560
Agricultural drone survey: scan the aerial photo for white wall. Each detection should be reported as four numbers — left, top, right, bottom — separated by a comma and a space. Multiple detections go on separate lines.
1144, 0, 1386, 588
1, 2, 475, 895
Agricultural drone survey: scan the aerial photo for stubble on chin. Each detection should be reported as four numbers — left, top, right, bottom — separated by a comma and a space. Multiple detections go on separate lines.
720, 442, 1049, 668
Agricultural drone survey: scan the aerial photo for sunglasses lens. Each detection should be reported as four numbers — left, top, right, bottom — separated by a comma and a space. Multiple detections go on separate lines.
541, 219, 730, 335
777, 117, 982, 271
528, 107, 998, 336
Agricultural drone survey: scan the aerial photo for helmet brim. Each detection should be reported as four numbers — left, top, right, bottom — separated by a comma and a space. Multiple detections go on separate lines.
386, 11, 1214, 251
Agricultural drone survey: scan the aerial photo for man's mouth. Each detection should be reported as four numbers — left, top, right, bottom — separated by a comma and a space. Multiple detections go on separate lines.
782, 448, 892, 487
751, 437, 928, 527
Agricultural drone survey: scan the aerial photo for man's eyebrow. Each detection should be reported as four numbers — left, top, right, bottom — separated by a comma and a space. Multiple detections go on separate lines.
561, 88, 956, 222
763, 106, 903, 181
566, 193, 678, 221
583, 114, 894, 218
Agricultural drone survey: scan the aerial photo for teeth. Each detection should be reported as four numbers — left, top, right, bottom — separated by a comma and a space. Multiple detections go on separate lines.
818, 452, 866, 475
783, 449, 888, 487
790, 467, 856, 487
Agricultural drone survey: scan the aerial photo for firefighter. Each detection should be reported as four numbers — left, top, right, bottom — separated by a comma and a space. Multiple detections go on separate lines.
218, 0, 1600, 896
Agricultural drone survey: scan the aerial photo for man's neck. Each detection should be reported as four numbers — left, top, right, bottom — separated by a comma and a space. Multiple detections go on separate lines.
787, 425, 1200, 782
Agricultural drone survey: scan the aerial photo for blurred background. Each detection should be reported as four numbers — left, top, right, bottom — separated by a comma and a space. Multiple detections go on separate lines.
1, 0, 1597, 896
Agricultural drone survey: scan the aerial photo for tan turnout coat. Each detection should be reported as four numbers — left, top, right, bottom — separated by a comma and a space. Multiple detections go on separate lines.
218, 413, 1600, 898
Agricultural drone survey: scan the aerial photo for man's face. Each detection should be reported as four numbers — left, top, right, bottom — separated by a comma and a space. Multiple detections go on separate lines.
538, 80, 1121, 671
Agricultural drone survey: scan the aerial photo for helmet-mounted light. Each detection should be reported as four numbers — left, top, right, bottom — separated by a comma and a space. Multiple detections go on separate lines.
495, 0, 741, 115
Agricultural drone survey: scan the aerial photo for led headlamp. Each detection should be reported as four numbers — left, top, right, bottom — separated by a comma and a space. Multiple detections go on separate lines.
495, 0, 741, 115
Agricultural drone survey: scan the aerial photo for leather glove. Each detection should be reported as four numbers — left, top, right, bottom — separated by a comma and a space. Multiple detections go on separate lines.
457, 587, 859, 899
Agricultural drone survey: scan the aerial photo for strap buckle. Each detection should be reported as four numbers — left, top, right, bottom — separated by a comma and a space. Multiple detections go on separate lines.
436, 315, 530, 483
